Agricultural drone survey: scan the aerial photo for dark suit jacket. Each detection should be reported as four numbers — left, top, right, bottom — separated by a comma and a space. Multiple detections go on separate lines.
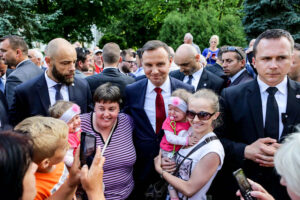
9, 74, 93, 126
205, 63, 227, 80
0, 91, 11, 130
230, 69, 253, 86
214, 79, 300, 199
169, 68, 224, 94
124, 77, 194, 186
86, 68, 135, 98
5, 60, 43, 108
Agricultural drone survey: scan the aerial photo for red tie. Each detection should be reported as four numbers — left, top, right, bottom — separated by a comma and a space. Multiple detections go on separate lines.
154, 87, 166, 134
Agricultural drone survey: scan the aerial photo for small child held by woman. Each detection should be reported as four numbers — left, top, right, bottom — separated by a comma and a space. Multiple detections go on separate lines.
49, 100, 81, 167
160, 89, 197, 200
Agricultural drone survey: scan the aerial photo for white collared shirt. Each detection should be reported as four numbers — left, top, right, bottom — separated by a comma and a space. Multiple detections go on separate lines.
183, 68, 203, 90
144, 77, 171, 132
0, 73, 6, 86
44, 70, 69, 106
230, 68, 246, 83
257, 76, 288, 138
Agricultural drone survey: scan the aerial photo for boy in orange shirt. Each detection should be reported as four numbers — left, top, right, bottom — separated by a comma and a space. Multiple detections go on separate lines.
15, 116, 77, 200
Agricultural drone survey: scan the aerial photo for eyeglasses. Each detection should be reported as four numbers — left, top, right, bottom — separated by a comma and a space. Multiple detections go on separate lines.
226, 46, 244, 60
124, 60, 136, 65
186, 110, 215, 120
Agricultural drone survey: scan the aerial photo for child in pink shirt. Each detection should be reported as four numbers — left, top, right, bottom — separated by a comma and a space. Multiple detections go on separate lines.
160, 89, 196, 200
49, 101, 81, 167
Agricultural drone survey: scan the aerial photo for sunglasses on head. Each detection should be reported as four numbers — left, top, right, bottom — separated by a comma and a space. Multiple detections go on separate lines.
186, 110, 215, 120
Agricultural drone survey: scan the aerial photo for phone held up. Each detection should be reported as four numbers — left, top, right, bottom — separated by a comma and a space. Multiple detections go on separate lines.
233, 168, 257, 200
80, 132, 96, 167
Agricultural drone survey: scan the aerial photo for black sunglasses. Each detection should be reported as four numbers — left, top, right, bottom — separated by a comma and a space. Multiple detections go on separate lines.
186, 110, 215, 120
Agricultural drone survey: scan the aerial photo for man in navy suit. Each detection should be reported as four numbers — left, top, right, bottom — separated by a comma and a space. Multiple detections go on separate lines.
219, 46, 253, 87
212, 29, 300, 200
10, 38, 92, 126
0, 35, 43, 108
86, 43, 135, 102
170, 44, 224, 94
125, 40, 194, 198
0, 90, 11, 130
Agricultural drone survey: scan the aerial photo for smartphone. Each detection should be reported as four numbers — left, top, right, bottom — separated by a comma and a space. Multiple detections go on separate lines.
233, 168, 256, 200
80, 132, 96, 167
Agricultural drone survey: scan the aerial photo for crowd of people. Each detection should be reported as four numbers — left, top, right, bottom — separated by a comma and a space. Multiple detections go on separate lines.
0, 28, 300, 200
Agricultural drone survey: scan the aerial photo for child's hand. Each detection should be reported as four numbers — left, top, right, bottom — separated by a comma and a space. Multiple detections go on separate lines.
188, 136, 199, 146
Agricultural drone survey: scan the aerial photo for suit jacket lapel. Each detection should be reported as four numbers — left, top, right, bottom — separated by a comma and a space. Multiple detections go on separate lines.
247, 80, 264, 138
197, 69, 209, 90
282, 79, 300, 138
36, 75, 51, 113
68, 82, 76, 102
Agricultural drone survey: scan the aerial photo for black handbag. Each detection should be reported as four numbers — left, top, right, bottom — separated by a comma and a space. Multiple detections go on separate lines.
144, 136, 218, 200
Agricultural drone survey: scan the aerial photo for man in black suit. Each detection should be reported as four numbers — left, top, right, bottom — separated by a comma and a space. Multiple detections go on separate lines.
0, 90, 11, 130
220, 46, 253, 87
86, 43, 135, 101
125, 40, 194, 199
0, 35, 43, 108
205, 55, 227, 81
0, 59, 13, 93
170, 44, 224, 94
213, 29, 300, 200
10, 38, 92, 126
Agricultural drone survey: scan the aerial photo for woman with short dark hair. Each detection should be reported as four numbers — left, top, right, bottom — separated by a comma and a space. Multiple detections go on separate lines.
80, 82, 136, 200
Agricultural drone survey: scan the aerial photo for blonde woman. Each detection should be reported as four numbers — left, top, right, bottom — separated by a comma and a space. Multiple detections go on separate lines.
202, 35, 219, 64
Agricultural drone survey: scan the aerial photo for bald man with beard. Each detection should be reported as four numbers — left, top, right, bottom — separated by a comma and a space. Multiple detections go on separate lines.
170, 44, 224, 94
9, 38, 92, 125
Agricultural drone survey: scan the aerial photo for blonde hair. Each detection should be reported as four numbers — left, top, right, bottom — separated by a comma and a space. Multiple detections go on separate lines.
274, 132, 300, 197
210, 35, 219, 45
49, 100, 74, 118
14, 116, 68, 163
171, 89, 192, 103
188, 89, 221, 127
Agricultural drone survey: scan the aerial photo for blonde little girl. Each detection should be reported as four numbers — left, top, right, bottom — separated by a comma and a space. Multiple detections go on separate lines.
49, 100, 81, 167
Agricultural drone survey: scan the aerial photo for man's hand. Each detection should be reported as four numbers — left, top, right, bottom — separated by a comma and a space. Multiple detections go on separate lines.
244, 138, 279, 167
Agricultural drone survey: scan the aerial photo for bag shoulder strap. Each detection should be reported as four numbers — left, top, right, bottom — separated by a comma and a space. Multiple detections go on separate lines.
173, 135, 218, 175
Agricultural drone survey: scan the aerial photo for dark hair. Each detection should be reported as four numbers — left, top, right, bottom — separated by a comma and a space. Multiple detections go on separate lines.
75, 47, 90, 68
102, 42, 120, 64
142, 40, 171, 59
0, 131, 33, 199
253, 29, 294, 57
136, 49, 142, 59
93, 82, 122, 105
0, 35, 28, 55
294, 43, 300, 51
219, 46, 245, 60
120, 49, 134, 61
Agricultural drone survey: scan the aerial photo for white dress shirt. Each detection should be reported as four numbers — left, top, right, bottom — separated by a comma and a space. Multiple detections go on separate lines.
183, 68, 203, 90
0, 73, 6, 86
257, 76, 288, 138
44, 71, 69, 106
144, 77, 171, 132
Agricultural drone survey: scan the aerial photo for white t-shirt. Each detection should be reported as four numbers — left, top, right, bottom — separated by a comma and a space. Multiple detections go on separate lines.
175, 132, 224, 200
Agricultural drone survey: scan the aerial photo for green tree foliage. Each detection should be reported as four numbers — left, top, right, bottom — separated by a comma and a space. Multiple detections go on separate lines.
243, 0, 300, 42
158, 7, 247, 51
0, 0, 60, 44
98, 33, 127, 49
35, 0, 127, 44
